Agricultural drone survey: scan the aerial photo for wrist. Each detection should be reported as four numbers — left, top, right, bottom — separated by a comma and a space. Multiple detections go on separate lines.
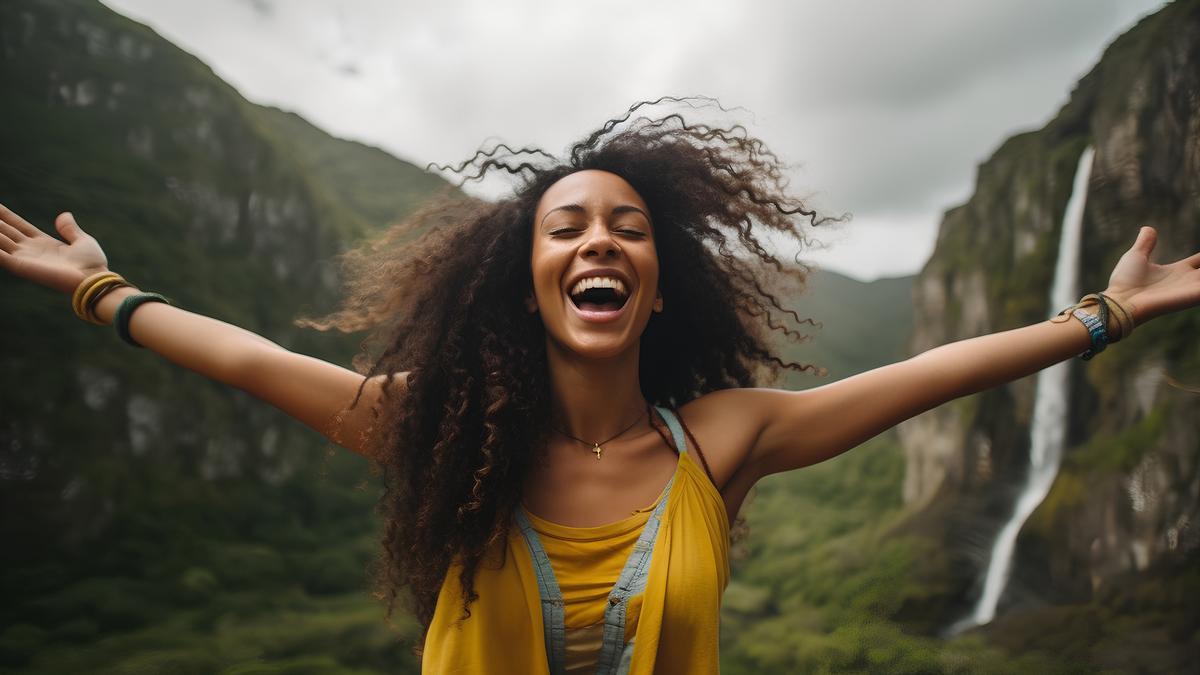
1053, 291, 1137, 360
1101, 288, 1142, 324
93, 285, 142, 325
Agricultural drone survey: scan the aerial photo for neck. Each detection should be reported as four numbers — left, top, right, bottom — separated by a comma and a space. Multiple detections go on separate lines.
546, 339, 647, 442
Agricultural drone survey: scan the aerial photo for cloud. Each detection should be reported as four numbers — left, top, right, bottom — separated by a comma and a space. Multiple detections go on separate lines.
236, 0, 272, 18
100, 0, 1166, 280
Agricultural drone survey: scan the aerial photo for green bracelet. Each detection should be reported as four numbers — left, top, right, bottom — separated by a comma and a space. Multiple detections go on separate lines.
114, 292, 171, 348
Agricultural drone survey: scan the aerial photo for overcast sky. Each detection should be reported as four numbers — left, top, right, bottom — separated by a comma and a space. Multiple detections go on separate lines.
102, 0, 1166, 281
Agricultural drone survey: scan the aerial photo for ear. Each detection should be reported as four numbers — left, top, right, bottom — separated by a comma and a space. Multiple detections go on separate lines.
524, 293, 539, 314
653, 290, 663, 313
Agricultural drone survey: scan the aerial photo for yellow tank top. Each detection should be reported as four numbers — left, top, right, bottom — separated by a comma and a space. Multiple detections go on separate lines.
523, 470, 669, 672
422, 446, 731, 674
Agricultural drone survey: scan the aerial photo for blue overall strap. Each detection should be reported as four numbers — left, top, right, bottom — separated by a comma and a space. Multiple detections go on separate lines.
615, 639, 636, 674
653, 406, 689, 455
517, 406, 685, 675
594, 405, 683, 674
593, 473, 674, 674
513, 508, 567, 675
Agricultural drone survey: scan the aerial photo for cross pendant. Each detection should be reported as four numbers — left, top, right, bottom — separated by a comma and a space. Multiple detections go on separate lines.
593, 443, 603, 460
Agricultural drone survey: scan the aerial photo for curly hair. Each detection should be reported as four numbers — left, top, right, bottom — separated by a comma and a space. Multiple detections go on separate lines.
298, 96, 837, 652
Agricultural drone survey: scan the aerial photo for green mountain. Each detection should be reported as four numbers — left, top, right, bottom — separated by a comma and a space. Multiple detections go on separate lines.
0, 0, 448, 671
783, 270, 915, 385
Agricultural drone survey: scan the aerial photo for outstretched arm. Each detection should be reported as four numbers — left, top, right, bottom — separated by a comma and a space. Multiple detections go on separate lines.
718, 226, 1200, 481
0, 205, 395, 460
89, 283, 396, 460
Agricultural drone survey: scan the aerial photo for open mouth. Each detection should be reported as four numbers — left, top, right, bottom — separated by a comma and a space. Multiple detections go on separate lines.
568, 276, 630, 313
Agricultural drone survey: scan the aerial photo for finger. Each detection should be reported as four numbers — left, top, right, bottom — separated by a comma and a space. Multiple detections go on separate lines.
55, 212, 86, 244
1185, 250, 1200, 268
0, 234, 15, 253
0, 249, 31, 278
0, 202, 42, 238
0, 217, 24, 242
1133, 226, 1157, 258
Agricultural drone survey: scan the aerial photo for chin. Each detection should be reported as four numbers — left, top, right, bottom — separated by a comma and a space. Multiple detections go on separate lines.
549, 331, 640, 362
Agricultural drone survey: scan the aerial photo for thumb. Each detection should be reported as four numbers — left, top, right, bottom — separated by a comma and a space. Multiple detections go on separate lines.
55, 212, 85, 243
1133, 226, 1157, 257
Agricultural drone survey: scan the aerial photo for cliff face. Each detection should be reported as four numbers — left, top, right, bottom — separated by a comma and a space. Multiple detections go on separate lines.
898, 0, 1200, 610
0, 0, 447, 545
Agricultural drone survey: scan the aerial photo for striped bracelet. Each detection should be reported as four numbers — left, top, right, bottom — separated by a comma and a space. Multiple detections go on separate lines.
1071, 307, 1108, 360
1052, 291, 1138, 361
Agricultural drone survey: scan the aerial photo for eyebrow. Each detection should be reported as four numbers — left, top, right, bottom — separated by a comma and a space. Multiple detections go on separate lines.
539, 203, 652, 227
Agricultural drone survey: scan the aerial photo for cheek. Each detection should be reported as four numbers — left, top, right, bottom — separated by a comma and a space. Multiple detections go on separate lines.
528, 246, 563, 303
640, 253, 661, 295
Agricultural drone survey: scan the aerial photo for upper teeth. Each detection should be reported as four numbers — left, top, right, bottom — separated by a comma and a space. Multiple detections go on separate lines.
570, 276, 629, 297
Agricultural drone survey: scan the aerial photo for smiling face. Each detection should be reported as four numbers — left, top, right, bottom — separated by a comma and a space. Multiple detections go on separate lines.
530, 170, 663, 361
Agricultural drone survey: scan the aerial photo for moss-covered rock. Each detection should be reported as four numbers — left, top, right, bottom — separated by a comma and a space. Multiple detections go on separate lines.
895, 1, 1200, 656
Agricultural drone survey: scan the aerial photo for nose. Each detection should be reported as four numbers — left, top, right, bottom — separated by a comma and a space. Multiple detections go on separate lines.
581, 223, 620, 259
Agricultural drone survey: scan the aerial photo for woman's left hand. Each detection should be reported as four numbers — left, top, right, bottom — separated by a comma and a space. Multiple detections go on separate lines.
1104, 226, 1200, 325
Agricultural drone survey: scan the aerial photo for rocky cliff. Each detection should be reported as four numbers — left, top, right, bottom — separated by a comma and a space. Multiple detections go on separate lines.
897, 0, 1200, 620
0, 0, 447, 588
0, 2, 454, 668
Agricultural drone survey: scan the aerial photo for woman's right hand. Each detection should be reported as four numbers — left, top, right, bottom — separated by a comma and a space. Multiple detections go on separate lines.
0, 204, 110, 296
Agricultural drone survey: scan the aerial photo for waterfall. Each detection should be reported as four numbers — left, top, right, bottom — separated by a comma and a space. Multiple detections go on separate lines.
948, 146, 1095, 636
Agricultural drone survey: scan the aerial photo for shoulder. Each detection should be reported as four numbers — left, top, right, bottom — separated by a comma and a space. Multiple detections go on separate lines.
674, 388, 793, 491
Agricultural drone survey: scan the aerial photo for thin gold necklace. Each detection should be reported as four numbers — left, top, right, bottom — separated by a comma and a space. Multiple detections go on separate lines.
552, 405, 647, 460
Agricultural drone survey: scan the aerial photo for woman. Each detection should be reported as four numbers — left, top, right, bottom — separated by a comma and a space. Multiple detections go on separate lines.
2, 99, 1198, 674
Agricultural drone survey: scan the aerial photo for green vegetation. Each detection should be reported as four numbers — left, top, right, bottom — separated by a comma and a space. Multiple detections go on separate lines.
980, 556, 1200, 675
0, 451, 423, 673
718, 433, 1082, 673
1067, 402, 1169, 474
0, 0, 435, 671
246, 106, 456, 240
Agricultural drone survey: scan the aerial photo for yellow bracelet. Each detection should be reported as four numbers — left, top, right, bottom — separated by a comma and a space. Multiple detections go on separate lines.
72, 271, 125, 322
75, 274, 124, 321
72, 271, 118, 316
83, 280, 133, 325
78, 278, 125, 324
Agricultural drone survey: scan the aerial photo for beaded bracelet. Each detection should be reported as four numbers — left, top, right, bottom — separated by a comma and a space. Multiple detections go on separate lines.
114, 292, 171, 348
1053, 292, 1137, 360
1071, 307, 1108, 360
